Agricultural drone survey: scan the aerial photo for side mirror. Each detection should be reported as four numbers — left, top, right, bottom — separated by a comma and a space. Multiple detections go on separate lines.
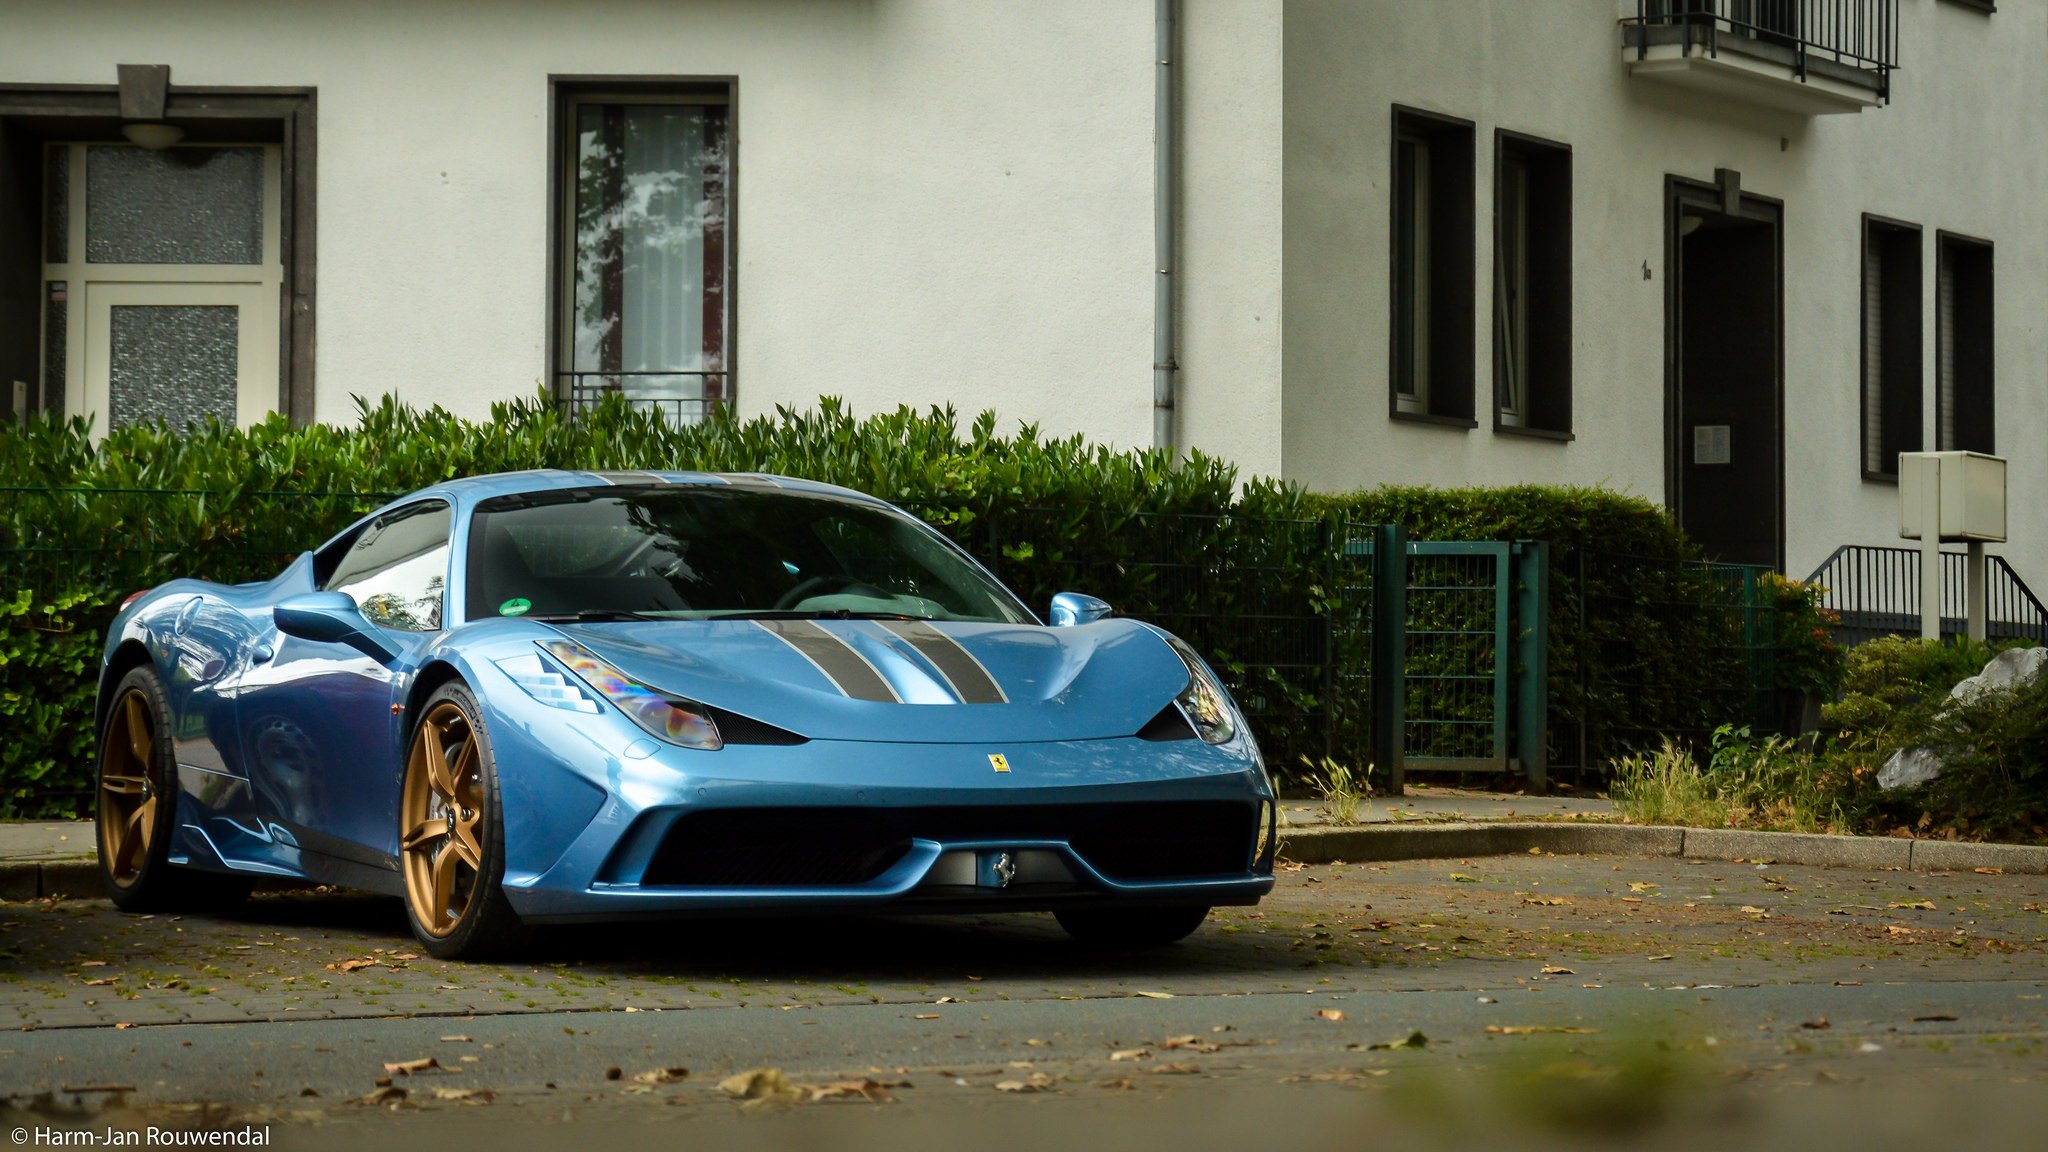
1048, 592, 1113, 627
274, 592, 399, 664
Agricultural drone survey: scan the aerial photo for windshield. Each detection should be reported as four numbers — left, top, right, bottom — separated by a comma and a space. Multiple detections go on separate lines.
465, 486, 1033, 624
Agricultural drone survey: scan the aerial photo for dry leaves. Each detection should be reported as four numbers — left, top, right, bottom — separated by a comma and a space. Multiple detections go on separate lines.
329, 958, 379, 973
439, 1035, 472, 1043
1627, 882, 1658, 893
359, 1086, 407, 1106
719, 1068, 804, 1108
382, 1057, 440, 1076
807, 1078, 907, 1103
1890, 901, 1936, 911
1450, 873, 1479, 883
995, 1073, 1055, 1093
1152, 1062, 1202, 1075
1973, 867, 2004, 876
632, 1067, 690, 1085
1521, 896, 1571, 906
1132, 991, 1175, 1000
1109, 1049, 1151, 1062
1801, 1018, 1830, 1030
430, 1088, 493, 1104
1354, 1030, 1429, 1051
1162, 1035, 1221, 1054
1539, 965, 1575, 976
1485, 1025, 1600, 1036
1315, 1009, 1346, 1022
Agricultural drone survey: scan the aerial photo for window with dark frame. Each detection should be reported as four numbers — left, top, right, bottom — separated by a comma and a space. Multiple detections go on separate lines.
1860, 216, 1921, 480
553, 84, 731, 424
1936, 232, 1993, 454
1390, 106, 1474, 425
1493, 132, 1570, 437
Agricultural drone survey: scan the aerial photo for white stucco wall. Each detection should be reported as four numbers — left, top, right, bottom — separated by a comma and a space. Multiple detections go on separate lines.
1, 0, 1283, 473
1283, 0, 2047, 580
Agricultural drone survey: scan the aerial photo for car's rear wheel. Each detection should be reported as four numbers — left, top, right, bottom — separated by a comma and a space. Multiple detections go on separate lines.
400, 683, 526, 959
1055, 905, 1210, 949
97, 668, 253, 912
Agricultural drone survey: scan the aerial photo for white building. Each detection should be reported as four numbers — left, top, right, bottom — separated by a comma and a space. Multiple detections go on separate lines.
0, 0, 2039, 581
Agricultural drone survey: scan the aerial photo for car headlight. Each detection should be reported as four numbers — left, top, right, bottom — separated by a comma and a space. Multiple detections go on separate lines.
536, 640, 723, 751
1164, 635, 1237, 745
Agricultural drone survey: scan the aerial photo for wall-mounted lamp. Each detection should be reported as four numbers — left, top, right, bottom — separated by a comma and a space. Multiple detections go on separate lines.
1678, 213, 1705, 237
116, 63, 180, 150
121, 122, 184, 150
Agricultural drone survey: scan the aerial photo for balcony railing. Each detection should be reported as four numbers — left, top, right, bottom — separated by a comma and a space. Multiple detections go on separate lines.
1623, 1, 1898, 104
556, 371, 727, 426
1805, 545, 2048, 647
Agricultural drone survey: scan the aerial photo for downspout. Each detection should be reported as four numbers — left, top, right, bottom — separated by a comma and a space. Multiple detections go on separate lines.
1153, 0, 1178, 453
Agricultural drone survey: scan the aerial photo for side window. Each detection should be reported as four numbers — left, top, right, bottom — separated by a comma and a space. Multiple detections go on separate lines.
324, 501, 452, 632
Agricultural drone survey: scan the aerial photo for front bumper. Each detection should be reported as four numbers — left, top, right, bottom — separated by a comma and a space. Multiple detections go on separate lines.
486, 703, 1277, 923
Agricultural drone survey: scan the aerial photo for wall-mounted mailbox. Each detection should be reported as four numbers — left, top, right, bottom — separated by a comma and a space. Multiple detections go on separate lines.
1899, 451, 2005, 544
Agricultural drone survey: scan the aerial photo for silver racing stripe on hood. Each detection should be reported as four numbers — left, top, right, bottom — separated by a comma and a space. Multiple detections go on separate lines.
878, 619, 1009, 704
754, 619, 902, 702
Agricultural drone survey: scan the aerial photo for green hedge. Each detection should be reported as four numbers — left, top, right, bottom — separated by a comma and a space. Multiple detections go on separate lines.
1, 393, 1811, 816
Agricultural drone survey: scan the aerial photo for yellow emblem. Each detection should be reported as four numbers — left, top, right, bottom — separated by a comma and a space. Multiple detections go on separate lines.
988, 753, 1010, 773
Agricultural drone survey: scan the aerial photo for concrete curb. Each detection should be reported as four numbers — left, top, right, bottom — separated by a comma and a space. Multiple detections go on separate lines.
1280, 822, 2048, 874
0, 860, 100, 900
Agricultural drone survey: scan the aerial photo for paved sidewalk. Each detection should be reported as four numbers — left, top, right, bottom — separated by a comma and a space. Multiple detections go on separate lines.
1278, 784, 1612, 827
0, 820, 94, 861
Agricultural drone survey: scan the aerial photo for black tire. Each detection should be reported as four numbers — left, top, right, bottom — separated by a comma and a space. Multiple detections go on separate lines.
1055, 905, 1210, 950
96, 667, 254, 913
399, 682, 527, 959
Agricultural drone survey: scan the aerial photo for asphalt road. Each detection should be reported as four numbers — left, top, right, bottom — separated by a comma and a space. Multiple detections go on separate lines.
3, 852, 2045, 1150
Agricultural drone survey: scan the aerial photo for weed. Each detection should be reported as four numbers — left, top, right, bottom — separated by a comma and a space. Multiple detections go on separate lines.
1303, 757, 1371, 825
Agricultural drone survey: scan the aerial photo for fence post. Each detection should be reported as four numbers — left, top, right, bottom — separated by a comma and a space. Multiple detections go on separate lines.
1372, 523, 1407, 797
1513, 540, 1550, 793
1319, 519, 1336, 765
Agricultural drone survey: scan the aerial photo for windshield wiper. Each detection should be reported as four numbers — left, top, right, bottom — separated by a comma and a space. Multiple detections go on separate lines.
529, 609, 668, 623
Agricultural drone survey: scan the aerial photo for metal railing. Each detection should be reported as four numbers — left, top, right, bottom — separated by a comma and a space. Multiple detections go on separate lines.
1624, 1, 1899, 99
556, 371, 727, 425
1805, 544, 2048, 646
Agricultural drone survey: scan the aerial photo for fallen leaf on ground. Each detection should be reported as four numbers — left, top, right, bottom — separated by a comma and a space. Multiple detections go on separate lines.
935, 996, 961, 1004
1485, 1025, 1601, 1036
1316, 1009, 1346, 1022
382, 1057, 440, 1076
430, 1088, 492, 1103
1539, 966, 1575, 976
1025, 1039, 1049, 1047
439, 1035, 472, 1043
1890, 901, 1936, 910
603, 1067, 623, 1080
1152, 1062, 1201, 1074
359, 1086, 407, 1106
1521, 897, 1570, 906
1801, 1018, 1830, 1030
83, 977, 118, 986
1357, 1030, 1429, 1051
1110, 1049, 1151, 1062
1098, 1077, 1137, 1090
632, 1067, 690, 1085
1627, 882, 1658, 893
994, 1073, 1054, 1093
1162, 1035, 1221, 1054
1973, 867, 2004, 876
1132, 991, 1174, 1000
1739, 906, 1768, 915
1911, 1014, 1958, 1023
329, 959, 378, 973
1647, 954, 1675, 962
1450, 873, 1479, 883
807, 1078, 905, 1103
719, 1068, 803, 1107
79, 960, 107, 967
912, 1014, 941, 1020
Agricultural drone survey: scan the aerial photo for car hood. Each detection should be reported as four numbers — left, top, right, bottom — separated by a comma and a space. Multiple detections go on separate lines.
547, 617, 1189, 744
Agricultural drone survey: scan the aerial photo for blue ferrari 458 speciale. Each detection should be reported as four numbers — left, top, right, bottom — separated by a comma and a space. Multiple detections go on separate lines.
93, 470, 1277, 957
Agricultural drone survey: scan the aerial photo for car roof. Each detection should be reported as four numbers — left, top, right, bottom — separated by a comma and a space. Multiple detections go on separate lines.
405, 469, 892, 509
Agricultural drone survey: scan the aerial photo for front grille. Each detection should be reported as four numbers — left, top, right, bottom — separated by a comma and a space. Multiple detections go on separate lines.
640, 801, 1258, 887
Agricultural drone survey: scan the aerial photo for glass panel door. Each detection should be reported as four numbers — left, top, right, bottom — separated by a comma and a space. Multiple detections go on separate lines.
83, 282, 277, 430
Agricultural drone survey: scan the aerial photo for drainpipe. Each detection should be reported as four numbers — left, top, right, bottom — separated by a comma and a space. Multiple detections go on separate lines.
1152, 0, 1178, 454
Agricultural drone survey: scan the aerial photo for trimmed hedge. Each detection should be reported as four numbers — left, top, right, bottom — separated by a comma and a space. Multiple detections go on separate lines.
2, 393, 1809, 816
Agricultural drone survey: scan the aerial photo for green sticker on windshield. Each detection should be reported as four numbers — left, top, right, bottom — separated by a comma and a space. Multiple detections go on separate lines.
499, 597, 531, 617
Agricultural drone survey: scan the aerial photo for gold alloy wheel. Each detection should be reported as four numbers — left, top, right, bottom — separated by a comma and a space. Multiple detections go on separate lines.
98, 689, 159, 887
401, 700, 487, 937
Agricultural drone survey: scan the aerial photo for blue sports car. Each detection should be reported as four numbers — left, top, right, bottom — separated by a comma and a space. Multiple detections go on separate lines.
93, 471, 1276, 957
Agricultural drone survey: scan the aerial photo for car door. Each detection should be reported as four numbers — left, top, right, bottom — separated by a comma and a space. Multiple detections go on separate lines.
238, 500, 453, 874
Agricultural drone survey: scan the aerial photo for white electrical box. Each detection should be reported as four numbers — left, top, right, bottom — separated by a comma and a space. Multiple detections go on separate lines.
1899, 451, 2006, 543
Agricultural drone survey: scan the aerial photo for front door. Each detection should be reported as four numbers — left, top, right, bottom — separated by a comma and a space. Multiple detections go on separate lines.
42, 143, 281, 434
1668, 180, 1783, 569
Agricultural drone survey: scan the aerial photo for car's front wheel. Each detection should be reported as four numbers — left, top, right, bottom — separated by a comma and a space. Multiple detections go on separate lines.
399, 683, 526, 959
1055, 905, 1210, 949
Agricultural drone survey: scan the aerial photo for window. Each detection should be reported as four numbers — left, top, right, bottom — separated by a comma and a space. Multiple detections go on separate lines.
1493, 132, 1571, 436
1390, 107, 1474, 425
1860, 216, 1921, 480
553, 84, 731, 423
326, 502, 452, 632
1935, 232, 1994, 453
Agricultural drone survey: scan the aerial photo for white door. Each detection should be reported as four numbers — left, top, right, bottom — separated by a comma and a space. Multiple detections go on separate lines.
41, 143, 282, 435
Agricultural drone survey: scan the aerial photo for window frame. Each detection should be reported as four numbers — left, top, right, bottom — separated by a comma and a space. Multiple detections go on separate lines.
1858, 213, 1922, 483
1934, 229, 1995, 454
1388, 105, 1477, 430
1491, 129, 1573, 442
545, 76, 738, 420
